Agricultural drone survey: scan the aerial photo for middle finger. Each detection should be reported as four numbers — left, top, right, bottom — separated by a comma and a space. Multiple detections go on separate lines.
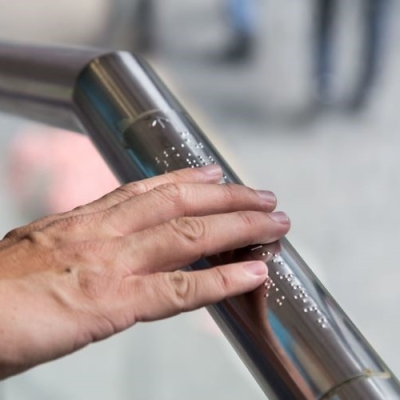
114, 210, 290, 274
101, 183, 277, 235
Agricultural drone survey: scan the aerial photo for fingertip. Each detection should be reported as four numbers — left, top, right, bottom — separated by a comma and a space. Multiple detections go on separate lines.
173, 165, 223, 184
197, 165, 223, 180
269, 211, 290, 225
256, 190, 277, 207
243, 261, 268, 278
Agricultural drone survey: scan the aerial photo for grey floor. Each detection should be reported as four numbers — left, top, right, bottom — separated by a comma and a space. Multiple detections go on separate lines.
1, 1, 400, 399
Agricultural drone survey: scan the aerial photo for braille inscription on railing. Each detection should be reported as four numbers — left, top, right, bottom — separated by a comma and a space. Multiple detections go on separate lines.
256, 252, 330, 329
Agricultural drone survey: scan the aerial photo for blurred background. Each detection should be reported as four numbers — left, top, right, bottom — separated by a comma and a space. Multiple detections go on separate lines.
0, 0, 399, 399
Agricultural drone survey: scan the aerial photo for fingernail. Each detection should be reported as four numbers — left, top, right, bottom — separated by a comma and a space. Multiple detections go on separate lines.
270, 211, 290, 224
256, 190, 276, 204
244, 261, 268, 276
200, 164, 222, 177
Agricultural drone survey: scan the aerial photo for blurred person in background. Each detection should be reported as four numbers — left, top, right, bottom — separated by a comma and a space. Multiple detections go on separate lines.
132, 0, 156, 53
315, 0, 390, 112
117, 0, 258, 62
222, 0, 257, 62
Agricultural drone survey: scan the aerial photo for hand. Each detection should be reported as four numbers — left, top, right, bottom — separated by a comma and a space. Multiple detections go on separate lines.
0, 165, 290, 379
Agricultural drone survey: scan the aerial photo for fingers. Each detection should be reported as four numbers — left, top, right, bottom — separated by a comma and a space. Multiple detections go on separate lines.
76, 165, 223, 215
102, 183, 277, 235
117, 210, 290, 274
34, 182, 278, 243
129, 261, 268, 322
2, 166, 223, 242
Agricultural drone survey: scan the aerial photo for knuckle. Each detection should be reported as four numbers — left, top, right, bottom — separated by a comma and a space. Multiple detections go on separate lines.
236, 211, 258, 228
245, 186, 262, 200
165, 271, 194, 312
3, 227, 26, 240
171, 217, 206, 244
115, 182, 147, 201
3, 215, 57, 241
71, 204, 87, 214
214, 267, 231, 292
23, 230, 54, 248
40, 214, 98, 243
153, 183, 184, 207
220, 184, 239, 203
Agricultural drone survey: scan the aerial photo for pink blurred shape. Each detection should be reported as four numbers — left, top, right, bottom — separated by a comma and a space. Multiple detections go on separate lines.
7, 126, 119, 215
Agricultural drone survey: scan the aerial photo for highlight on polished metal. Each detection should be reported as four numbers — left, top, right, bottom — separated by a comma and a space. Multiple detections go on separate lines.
0, 42, 399, 400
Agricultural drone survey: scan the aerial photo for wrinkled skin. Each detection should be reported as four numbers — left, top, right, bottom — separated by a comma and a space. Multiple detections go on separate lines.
0, 165, 290, 380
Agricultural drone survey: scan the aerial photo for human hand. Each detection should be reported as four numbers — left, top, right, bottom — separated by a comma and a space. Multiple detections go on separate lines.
0, 165, 290, 379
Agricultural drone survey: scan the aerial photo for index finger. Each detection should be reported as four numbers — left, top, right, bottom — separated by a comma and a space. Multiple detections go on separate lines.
4, 166, 223, 242
75, 165, 224, 214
